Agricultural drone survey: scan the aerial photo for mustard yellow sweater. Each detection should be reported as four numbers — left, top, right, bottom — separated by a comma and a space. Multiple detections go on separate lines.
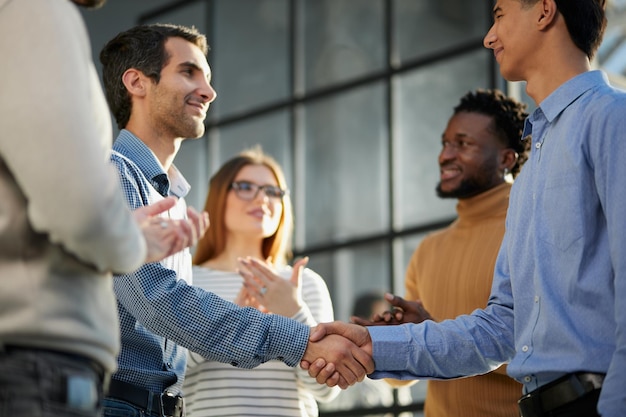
395, 182, 521, 417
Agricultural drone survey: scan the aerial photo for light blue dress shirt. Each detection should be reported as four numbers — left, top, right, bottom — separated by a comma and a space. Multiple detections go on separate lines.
369, 71, 626, 417
109, 130, 309, 394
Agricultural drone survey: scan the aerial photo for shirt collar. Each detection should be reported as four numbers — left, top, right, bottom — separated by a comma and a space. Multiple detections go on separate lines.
112, 130, 190, 198
523, 70, 607, 138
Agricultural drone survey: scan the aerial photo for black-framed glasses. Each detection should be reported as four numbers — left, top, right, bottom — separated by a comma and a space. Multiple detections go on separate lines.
230, 181, 288, 201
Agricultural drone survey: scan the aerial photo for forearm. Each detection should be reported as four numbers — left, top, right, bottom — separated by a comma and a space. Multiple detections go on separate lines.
369, 308, 514, 380
115, 267, 310, 368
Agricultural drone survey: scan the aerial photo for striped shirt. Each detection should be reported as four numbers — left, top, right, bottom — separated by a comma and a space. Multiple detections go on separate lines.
183, 266, 340, 416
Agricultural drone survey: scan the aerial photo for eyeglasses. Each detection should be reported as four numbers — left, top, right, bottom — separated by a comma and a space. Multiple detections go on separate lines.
230, 181, 287, 201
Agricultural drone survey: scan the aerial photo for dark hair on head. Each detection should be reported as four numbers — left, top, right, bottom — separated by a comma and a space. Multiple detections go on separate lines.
193, 146, 293, 267
454, 89, 529, 178
99, 23, 208, 129
555, 0, 606, 59
521, 0, 606, 59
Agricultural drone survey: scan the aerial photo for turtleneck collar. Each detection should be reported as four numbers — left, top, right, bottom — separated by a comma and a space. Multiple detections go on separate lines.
454, 182, 511, 225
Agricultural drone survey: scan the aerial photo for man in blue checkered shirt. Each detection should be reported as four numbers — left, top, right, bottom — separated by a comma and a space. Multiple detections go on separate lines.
98, 23, 373, 417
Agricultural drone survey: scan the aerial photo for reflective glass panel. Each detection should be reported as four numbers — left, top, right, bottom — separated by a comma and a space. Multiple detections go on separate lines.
305, 243, 390, 322
300, 83, 388, 246
393, 0, 490, 64
212, 0, 289, 119
299, 0, 385, 92
142, 1, 208, 33
211, 110, 292, 184
176, 135, 210, 220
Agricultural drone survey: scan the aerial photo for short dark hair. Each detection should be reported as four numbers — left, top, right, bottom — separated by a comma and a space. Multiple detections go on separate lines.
521, 0, 606, 59
453, 89, 529, 178
99, 23, 208, 129
556, 0, 606, 59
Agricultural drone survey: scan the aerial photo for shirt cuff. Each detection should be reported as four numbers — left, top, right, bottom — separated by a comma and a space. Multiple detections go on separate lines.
369, 324, 414, 372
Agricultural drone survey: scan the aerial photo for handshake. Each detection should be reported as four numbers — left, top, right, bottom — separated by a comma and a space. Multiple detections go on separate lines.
299, 293, 433, 389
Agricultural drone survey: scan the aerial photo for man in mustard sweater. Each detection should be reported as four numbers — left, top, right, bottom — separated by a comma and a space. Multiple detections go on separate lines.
354, 89, 529, 417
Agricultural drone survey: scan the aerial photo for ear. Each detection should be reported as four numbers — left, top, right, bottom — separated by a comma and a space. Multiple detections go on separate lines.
499, 148, 518, 173
121, 68, 148, 98
536, 0, 558, 30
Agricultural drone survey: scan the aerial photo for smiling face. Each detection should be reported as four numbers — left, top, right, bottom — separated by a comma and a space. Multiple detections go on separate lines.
224, 164, 284, 241
146, 36, 216, 139
484, 0, 539, 82
436, 111, 508, 199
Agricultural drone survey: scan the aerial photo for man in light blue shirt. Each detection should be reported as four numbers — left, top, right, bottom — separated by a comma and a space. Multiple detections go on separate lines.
306, 1, 625, 416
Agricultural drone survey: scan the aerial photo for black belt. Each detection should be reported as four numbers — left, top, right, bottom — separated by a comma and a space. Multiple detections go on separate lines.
518, 372, 604, 417
107, 379, 184, 417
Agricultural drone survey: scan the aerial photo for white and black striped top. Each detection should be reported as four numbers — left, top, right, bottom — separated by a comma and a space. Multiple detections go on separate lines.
183, 266, 340, 417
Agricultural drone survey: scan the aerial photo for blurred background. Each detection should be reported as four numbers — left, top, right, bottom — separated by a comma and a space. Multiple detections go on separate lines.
80, 1, 626, 415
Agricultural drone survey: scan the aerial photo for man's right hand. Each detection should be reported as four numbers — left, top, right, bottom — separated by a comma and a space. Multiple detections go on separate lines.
351, 292, 433, 326
133, 197, 209, 263
300, 321, 374, 388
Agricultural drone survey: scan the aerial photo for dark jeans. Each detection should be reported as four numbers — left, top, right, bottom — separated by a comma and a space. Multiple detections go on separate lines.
0, 346, 104, 417
102, 398, 160, 417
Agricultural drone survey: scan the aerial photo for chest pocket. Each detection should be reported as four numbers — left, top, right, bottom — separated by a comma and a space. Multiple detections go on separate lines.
538, 175, 585, 252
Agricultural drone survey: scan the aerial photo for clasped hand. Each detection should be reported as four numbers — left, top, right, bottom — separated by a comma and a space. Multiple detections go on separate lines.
299, 293, 434, 389
300, 321, 374, 389
351, 292, 433, 326
133, 196, 210, 263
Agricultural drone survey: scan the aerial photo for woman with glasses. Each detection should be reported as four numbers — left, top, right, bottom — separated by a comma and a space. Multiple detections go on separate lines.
182, 147, 339, 417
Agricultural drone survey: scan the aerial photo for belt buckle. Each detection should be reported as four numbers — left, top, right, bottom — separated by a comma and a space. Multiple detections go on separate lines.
518, 392, 540, 417
160, 392, 184, 417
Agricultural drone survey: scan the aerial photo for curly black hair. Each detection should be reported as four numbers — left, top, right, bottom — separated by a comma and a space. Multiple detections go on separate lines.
454, 89, 530, 178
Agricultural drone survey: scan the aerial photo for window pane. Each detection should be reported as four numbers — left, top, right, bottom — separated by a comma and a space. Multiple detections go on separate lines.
305, 244, 390, 322
141, 1, 208, 33
81, 0, 186, 73
393, 0, 489, 64
211, 111, 292, 184
300, 83, 388, 247
212, 0, 289, 119
393, 234, 429, 296
299, 0, 385, 92
392, 50, 491, 228
177, 135, 210, 216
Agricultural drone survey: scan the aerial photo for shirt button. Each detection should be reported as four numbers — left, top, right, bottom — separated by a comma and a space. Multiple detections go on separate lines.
524, 376, 532, 383
535, 142, 541, 149
534, 295, 539, 302
522, 345, 529, 352
166, 362, 172, 368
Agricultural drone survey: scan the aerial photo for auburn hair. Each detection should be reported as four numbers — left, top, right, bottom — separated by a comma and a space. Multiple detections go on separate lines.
193, 147, 293, 266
